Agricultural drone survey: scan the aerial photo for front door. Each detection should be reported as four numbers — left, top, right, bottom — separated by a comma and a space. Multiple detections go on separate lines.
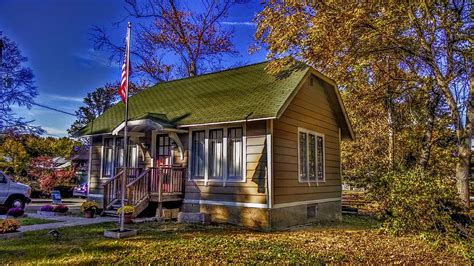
156, 135, 174, 167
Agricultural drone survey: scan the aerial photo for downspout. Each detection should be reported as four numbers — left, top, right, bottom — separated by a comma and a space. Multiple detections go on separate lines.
86, 137, 93, 200
266, 119, 273, 228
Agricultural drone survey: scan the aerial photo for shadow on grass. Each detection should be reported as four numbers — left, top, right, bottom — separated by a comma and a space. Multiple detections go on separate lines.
0, 215, 380, 264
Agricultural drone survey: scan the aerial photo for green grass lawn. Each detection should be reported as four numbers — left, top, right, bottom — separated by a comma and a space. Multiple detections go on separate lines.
16, 217, 57, 226
0, 215, 471, 264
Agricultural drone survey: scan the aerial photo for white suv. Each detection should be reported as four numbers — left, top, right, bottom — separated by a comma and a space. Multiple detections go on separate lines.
0, 171, 31, 209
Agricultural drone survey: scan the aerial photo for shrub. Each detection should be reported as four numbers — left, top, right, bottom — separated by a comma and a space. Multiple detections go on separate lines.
369, 167, 470, 236
40, 205, 54, 212
7, 208, 24, 218
0, 219, 20, 234
53, 204, 69, 213
80, 201, 99, 213
117, 205, 134, 215
0, 206, 9, 215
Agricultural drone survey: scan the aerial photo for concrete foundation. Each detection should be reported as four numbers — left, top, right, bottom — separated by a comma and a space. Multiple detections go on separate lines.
181, 200, 341, 230
177, 212, 211, 224
270, 200, 342, 230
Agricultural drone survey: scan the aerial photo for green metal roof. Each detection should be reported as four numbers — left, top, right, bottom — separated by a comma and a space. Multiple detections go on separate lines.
76, 62, 310, 136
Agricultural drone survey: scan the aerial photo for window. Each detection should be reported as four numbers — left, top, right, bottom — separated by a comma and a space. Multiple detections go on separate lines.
157, 135, 173, 166
102, 137, 139, 178
298, 128, 325, 182
298, 132, 307, 181
191, 131, 205, 179
190, 126, 245, 183
227, 128, 243, 181
208, 129, 224, 180
0, 172, 6, 183
102, 138, 114, 177
317, 135, 325, 180
114, 137, 124, 169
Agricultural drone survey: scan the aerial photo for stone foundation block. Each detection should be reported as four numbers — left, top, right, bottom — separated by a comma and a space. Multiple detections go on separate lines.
177, 212, 211, 225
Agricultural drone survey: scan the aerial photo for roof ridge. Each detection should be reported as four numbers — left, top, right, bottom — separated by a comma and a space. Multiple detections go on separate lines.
147, 61, 269, 89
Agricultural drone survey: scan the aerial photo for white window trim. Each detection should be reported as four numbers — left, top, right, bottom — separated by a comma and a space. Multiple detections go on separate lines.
297, 127, 326, 184
100, 136, 139, 179
188, 123, 247, 185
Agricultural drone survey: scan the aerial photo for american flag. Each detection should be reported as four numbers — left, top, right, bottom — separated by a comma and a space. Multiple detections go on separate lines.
118, 30, 130, 103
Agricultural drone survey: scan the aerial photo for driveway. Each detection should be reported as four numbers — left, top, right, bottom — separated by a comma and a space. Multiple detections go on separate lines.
25, 198, 86, 213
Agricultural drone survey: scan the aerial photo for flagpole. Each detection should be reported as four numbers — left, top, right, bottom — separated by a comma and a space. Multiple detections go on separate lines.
120, 21, 131, 232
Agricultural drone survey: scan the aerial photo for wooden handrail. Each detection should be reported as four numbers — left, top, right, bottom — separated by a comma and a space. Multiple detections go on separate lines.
103, 170, 123, 186
126, 168, 151, 207
149, 166, 186, 194
127, 168, 150, 188
103, 170, 124, 209
104, 166, 186, 216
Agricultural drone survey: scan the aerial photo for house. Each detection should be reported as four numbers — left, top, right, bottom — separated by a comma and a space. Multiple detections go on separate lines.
76, 62, 354, 229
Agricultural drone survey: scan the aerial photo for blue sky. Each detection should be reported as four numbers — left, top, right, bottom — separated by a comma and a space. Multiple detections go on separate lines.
0, 0, 266, 137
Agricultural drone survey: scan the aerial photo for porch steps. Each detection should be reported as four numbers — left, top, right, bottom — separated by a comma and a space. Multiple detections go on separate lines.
102, 200, 128, 217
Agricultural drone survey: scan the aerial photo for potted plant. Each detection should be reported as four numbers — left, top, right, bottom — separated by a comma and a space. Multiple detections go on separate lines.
117, 205, 134, 224
0, 219, 22, 239
40, 205, 54, 212
80, 201, 99, 218
53, 204, 69, 214
7, 208, 24, 218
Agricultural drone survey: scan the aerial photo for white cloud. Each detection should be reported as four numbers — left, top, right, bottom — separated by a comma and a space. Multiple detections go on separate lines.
222, 21, 256, 26
42, 126, 67, 137
74, 48, 120, 68
42, 93, 83, 103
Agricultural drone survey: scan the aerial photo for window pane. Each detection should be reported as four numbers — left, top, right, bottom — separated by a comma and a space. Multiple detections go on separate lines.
299, 132, 308, 181
129, 145, 138, 168
103, 147, 113, 177
227, 128, 243, 180
209, 129, 223, 180
309, 134, 316, 181
317, 135, 324, 180
192, 131, 205, 178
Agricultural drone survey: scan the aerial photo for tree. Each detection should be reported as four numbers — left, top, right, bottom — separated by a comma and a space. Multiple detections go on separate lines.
0, 138, 29, 174
0, 32, 43, 134
68, 82, 145, 135
92, 0, 238, 83
255, 2, 471, 205
29, 156, 75, 192
68, 85, 118, 135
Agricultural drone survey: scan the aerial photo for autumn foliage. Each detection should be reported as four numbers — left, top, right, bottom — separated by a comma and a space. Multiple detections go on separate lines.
29, 156, 75, 192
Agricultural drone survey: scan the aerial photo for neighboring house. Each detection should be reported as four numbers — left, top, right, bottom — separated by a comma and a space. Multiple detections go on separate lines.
76, 62, 354, 229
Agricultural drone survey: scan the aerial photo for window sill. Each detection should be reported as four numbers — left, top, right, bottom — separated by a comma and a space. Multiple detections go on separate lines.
298, 179, 326, 184
188, 178, 247, 184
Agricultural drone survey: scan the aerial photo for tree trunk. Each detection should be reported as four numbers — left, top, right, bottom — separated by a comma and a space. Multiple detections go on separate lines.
455, 76, 473, 207
385, 95, 395, 170
456, 139, 470, 207
435, 75, 471, 207
419, 90, 441, 169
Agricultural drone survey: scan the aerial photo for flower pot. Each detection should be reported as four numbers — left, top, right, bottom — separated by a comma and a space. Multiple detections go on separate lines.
124, 214, 133, 224
84, 210, 95, 218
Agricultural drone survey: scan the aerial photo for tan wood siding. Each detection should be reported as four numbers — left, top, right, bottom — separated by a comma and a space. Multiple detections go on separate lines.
88, 136, 103, 194
184, 120, 268, 204
273, 77, 341, 205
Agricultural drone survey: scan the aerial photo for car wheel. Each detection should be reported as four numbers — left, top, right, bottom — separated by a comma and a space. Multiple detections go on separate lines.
10, 198, 25, 209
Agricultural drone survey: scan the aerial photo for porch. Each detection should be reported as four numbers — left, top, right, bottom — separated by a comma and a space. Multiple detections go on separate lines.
103, 166, 186, 217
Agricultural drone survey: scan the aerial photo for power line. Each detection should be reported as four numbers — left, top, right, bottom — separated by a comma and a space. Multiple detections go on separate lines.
28, 101, 76, 116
